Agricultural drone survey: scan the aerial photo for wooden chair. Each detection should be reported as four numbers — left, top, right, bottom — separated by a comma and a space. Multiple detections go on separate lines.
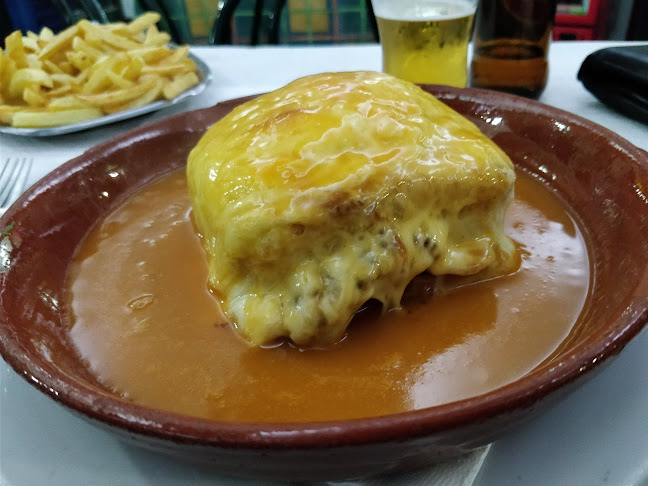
210, 0, 378, 45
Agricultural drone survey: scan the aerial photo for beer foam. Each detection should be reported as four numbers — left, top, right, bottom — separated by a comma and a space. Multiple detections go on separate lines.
373, 0, 475, 22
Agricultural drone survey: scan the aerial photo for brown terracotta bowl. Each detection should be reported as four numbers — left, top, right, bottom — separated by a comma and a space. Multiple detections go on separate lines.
1, 86, 648, 481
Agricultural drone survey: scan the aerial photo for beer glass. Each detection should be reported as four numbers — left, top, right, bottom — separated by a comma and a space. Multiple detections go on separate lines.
371, 0, 479, 87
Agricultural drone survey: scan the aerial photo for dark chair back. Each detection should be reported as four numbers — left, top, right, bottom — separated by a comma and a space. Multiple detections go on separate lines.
139, 0, 182, 43
627, 0, 648, 40
211, 0, 378, 45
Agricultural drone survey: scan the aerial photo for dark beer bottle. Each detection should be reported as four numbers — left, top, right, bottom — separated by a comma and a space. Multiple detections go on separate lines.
470, 0, 557, 99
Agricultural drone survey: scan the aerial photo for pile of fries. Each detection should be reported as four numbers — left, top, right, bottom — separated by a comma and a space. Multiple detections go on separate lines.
0, 13, 200, 128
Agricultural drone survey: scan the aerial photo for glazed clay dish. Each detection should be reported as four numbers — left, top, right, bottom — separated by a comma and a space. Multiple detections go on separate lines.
1, 86, 648, 481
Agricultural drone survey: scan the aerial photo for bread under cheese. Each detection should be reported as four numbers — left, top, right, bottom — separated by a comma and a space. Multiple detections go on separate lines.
187, 71, 517, 346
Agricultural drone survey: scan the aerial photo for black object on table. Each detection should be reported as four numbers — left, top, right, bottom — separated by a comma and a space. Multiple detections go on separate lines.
578, 45, 648, 124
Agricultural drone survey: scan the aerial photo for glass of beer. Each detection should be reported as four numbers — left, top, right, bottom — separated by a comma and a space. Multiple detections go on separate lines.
371, 0, 478, 87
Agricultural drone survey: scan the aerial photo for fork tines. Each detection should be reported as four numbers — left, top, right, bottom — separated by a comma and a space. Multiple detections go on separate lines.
0, 157, 33, 209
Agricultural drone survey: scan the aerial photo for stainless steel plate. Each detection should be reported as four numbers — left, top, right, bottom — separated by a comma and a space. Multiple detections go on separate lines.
0, 53, 212, 137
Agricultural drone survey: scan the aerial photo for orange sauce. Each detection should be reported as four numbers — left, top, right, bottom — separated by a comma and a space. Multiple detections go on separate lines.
66, 170, 589, 422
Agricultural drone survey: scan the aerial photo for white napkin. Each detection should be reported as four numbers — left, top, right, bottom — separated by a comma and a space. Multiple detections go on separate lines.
316, 447, 491, 486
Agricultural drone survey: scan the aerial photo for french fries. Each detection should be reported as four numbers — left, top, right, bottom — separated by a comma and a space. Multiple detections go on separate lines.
0, 12, 201, 128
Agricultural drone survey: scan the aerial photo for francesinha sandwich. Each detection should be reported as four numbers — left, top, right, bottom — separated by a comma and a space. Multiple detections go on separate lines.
187, 71, 517, 347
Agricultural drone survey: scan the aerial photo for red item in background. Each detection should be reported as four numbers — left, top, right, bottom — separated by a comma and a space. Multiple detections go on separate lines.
554, 0, 608, 40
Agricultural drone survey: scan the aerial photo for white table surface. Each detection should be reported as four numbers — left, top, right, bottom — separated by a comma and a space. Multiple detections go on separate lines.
1, 41, 647, 486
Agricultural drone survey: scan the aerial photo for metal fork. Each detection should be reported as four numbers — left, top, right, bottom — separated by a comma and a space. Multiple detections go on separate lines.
0, 157, 33, 213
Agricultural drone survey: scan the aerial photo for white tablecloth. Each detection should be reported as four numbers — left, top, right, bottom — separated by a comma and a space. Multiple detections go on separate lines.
1, 42, 647, 486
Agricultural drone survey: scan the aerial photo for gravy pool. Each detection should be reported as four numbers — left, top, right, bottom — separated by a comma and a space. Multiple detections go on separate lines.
66, 170, 589, 422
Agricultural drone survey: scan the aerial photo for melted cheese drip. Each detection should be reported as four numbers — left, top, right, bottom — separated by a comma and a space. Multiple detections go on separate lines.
187, 71, 517, 346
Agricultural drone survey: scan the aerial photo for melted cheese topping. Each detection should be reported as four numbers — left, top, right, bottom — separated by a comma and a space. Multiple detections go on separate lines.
187, 71, 517, 346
